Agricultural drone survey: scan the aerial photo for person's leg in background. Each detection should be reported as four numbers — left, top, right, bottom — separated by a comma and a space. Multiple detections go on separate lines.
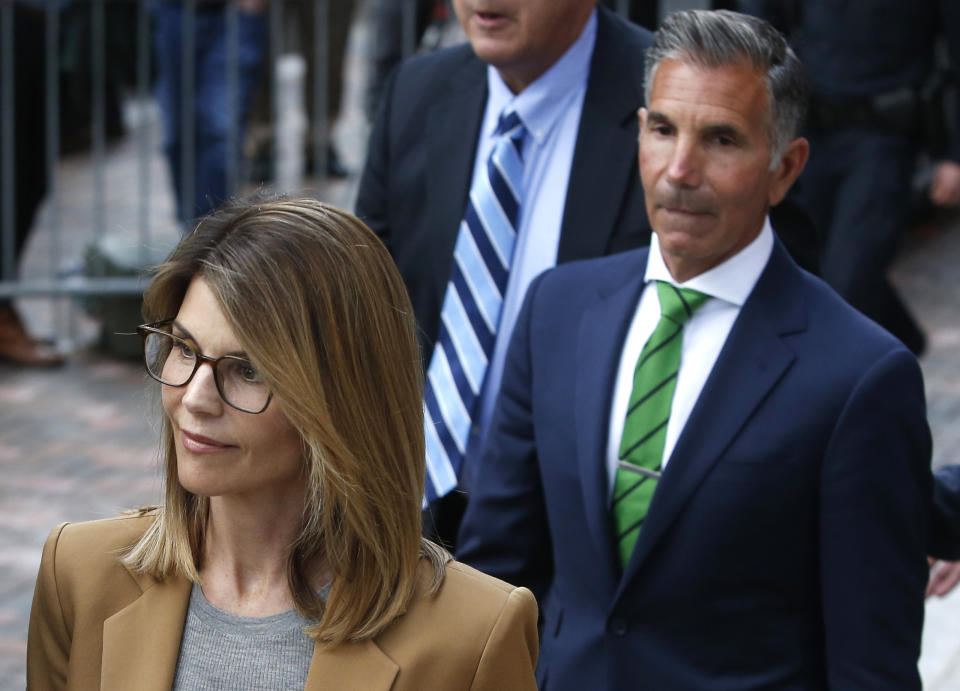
192, 6, 266, 218
0, 3, 62, 366
808, 128, 925, 354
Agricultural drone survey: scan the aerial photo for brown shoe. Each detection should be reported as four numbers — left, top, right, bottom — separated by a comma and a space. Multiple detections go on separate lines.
0, 304, 65, 367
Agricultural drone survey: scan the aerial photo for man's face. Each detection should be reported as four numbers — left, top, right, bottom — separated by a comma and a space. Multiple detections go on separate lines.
453, 0, 595, 93
638, 58, 807, 282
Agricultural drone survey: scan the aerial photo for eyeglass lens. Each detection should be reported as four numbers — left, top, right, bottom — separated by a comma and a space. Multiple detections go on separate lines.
143, 331, 269, 412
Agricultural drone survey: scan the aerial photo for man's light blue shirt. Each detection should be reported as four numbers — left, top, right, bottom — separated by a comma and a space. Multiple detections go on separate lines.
462, 9, 598, 485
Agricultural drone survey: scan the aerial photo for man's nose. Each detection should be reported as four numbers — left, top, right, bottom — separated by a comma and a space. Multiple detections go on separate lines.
665, 138, 702, 188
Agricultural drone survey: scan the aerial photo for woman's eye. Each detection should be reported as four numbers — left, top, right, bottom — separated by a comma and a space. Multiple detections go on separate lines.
239, 363, 261, 384
177, 342, 195, 359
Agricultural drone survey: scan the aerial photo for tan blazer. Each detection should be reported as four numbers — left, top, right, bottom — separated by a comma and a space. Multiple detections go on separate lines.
27, 515, 538, 690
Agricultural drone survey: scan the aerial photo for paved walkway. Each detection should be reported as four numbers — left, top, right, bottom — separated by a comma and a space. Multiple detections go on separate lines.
2, 6, 960, 690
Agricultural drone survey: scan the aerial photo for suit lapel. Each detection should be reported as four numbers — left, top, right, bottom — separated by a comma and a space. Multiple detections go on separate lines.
575, 250, 649, 587
101, 571, 191, 690
618, 242, 808, 589
426, 54, 487, 306
557, 7, 644, 263
305, 637, 399, 691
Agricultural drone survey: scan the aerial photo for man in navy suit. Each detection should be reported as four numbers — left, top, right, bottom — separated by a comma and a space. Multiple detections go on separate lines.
458, 10, 932, 690
356, 0, 653, 547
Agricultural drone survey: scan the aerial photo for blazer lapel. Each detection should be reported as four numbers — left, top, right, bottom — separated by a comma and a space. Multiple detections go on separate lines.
575, 250, 649, 587
619, 242, 808, 588
305, 638, 399, 691
426, 55, 487, 305
557, 6, 644, 263
101, 571, 191, 690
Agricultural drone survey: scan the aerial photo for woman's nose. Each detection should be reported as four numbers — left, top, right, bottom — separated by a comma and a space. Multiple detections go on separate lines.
180, 361, 223, 414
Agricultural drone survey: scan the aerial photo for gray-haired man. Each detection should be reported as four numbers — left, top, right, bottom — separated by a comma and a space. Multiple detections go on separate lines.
458, 10, 931, 689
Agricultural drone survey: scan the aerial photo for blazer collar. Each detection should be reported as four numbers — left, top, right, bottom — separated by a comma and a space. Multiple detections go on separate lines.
101, 570, 191, 690
617, 240, 808, 593
101, 567, 400, 690
305, 638, 399, 690
575, 248, 651, 590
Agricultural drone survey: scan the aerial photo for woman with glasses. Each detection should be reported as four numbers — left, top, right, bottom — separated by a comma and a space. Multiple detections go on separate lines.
26, 197, 538, 689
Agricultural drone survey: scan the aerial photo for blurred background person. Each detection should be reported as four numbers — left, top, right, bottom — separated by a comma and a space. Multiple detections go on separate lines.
356, 0, 655, 550
739, 0, 960, 356
247, 0, 356, 181
26, 197, 538, 688
153, 0, 268, 225
0, 1, 62, 366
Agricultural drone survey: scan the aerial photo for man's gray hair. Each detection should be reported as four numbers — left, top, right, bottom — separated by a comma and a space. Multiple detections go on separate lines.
644, 10, 807, 167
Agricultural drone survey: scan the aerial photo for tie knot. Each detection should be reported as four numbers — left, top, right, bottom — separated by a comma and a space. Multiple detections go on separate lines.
495, 109, 525, 140
655, 281, 709, 326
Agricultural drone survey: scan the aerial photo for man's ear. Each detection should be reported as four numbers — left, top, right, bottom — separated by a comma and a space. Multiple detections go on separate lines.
768, 137, 809, 207
637, 107, 648, 132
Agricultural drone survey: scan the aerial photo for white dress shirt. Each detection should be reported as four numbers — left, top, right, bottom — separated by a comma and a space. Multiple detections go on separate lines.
605, 219, 775, 500
463, 9, 598, 477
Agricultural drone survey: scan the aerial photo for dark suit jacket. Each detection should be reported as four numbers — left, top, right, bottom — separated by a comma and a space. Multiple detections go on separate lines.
932, 465, 960, 559
458, 241, 932, 690
27, 514, 539, 690
355, 5, 653, 353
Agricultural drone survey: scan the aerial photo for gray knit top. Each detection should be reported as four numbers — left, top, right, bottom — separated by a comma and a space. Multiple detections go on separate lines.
172, 582, 330, 690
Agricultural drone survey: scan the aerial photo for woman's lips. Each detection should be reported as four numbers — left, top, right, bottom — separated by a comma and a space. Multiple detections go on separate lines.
181, 430, 233, 454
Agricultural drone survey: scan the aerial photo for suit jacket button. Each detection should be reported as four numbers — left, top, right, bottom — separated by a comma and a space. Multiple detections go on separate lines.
608, 616, 628, 636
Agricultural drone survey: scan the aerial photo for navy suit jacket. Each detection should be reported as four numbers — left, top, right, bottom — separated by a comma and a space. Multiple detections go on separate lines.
355, 5, 653, 354
932, 465, 960, 559
458, 240, 932, 690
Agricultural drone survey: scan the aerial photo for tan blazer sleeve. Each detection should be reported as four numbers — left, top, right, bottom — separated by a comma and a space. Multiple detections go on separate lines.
469, 586, 539, 691
27, 523, 71, 690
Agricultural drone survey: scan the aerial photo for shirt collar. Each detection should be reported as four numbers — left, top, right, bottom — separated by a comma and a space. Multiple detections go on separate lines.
485, 8, 597, 146
645, 217, 775, 307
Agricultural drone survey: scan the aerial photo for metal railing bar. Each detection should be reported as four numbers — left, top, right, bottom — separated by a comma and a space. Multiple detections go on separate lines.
45, 0, 63, 338
269, 0, 284, 189
92, 0, 107, 241
137, 0, 152, 265
0, 276, 152, 299
225, 3, 239, 197
313, 0, 329, 185
181, 0, 197, 222
1, 1, 15, 281
401, 0, 415, 59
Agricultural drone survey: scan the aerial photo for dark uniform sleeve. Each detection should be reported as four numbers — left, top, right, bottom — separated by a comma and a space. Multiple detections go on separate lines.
931, 465, 960, 559
354, 66, 400, 253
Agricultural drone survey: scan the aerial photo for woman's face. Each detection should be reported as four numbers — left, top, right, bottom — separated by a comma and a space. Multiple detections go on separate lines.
162, 277, 305, 504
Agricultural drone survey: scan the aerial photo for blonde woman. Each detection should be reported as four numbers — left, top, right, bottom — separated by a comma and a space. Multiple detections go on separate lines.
27, 198, 538, 689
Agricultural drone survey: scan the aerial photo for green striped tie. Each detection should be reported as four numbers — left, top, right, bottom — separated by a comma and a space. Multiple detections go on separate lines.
612, 281, 710, 568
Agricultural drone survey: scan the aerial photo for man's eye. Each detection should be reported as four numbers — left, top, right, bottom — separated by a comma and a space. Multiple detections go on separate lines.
712, 134, 738, 147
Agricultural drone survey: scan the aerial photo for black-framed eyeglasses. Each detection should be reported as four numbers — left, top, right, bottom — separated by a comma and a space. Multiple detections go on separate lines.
137, 320, 272, 414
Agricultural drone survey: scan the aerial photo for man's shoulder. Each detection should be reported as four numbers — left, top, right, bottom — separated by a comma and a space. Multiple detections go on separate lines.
543, 247, 649, 289
391, 42, 483, 91
765, 249, 912, 367
596, 3, 654, 52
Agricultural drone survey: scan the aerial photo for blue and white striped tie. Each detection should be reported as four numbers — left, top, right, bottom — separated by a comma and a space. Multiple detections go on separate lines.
423, 109, 526, 503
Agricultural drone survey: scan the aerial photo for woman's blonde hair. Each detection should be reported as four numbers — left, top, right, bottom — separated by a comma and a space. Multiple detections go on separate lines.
123, 196, 448, 644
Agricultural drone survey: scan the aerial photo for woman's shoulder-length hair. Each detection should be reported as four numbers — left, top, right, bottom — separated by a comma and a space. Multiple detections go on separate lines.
122, 195, 448, 644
